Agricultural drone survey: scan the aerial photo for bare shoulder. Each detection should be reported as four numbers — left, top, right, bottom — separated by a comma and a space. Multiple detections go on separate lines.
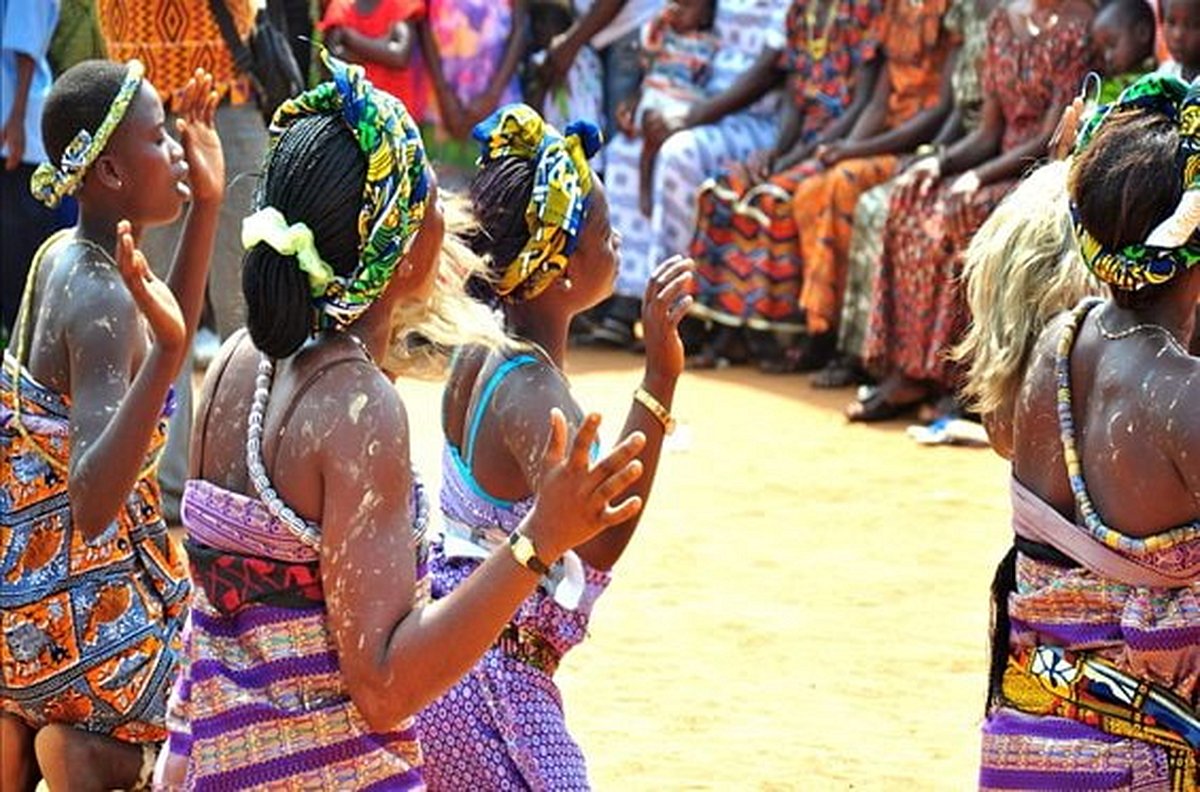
60, 249, 140, 336
1158, 353, 1200, 444
306, 358, 410, 461
490, 351, 579, 429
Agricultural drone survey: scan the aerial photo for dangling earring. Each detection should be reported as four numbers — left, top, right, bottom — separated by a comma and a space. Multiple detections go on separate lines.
562, 276, 573, 291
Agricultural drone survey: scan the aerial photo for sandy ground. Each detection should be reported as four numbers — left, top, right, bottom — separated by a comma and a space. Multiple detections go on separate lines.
395, 347, 1012, 791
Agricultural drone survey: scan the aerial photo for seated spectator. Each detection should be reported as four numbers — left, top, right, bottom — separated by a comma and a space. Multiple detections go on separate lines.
813, 0, 995, 389
852, 0, 1094, 422
587, 0, 789, 349
689, 0, 960, 370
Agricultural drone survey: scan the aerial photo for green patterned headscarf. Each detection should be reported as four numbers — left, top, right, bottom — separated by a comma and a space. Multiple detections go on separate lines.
261, 52, 429, 328
30, 60, 144, 208
1071, 74, 1200, 291
473, 103, 603, 301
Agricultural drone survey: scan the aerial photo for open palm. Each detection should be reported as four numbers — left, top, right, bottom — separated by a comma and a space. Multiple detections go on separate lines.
115, 220, 185, 353
176, 69, 225, 204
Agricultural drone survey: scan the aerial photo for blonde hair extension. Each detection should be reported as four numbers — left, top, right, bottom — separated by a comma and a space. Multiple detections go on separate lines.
383, 192, 512, 377
953, 160, 1102, 416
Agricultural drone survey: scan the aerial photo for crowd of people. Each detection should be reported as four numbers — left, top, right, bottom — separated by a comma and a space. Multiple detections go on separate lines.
1, 0, 1198, 789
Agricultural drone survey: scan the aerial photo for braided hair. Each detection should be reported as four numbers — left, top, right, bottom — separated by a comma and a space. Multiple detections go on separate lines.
243, 114, 366, 358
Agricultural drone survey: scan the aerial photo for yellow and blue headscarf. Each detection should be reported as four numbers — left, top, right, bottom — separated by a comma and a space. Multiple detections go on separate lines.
30, 60, 145, 209
473, 103, 603, 301
254, 52, 429, 328
1071, 74, 1200, 291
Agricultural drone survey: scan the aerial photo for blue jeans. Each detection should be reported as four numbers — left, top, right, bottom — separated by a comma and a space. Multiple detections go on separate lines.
2, 161, 75, 341
601, 28, 642, 140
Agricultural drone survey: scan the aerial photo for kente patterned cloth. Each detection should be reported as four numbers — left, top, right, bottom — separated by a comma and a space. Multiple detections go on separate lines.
690, 0, 959, 331
981, 301, 1200, 792
162, 476, 431, 789
266, 53, 430, 329
863, 8, 1091, 389
96, 0, 253, 109
0, 357, 189, 742
416, 421, 611, 790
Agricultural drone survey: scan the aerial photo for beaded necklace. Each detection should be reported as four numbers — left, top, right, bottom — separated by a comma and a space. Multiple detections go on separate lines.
246, 332, 376, 549
805, 0, 840, 60
1053, 299, 1200, 554
1095, 311, 1190, 357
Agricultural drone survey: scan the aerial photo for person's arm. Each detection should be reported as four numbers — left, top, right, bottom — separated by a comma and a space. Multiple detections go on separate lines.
843, 55, 892, 141
323, 368, 646, 729
542, 0, 628, 87
336, 21, 418, 69
468, 0, 528, 122
1, 53, 33, 169
682, 45, 786, 129
491, 259, 692, 570
68, 226, 187, 538
820, 45, 959, 162
164, 73, 224, 344
934, 90, 1002, 177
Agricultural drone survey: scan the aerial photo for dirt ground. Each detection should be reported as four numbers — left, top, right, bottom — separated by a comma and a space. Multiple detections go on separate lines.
397, 346, 1012, 791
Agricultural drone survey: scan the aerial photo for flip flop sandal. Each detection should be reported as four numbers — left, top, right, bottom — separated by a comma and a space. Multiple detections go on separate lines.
845, 387, 922, 423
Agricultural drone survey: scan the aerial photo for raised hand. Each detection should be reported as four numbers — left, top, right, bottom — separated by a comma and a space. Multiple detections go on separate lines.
642, 256, 695, 382
522, 410, 647, 562
175, 69, 225, 205
115, 219, 185, 354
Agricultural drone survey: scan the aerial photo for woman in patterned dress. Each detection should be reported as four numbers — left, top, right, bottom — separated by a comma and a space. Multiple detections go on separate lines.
978, 75, 1200, 788
419, 0, 527, 180
593, 0, 789, 347
851, 0, 1094, 420
811, 0, 994, 388
417, 104, 693, 790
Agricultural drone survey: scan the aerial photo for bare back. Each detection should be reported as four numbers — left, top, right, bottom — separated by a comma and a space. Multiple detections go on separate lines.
192, 331, 388, 521
1013, 304, 1200, 537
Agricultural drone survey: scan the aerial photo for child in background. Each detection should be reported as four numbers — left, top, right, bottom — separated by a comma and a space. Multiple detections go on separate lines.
1091, 0, 1157, 102
320, 0, 428, 121
1, 61, 222, 791
616, 0, 717, 216
1158, 0, 1200, 79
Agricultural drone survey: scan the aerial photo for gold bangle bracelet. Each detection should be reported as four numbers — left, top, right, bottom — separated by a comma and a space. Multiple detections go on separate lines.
633, 386, 676, 435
